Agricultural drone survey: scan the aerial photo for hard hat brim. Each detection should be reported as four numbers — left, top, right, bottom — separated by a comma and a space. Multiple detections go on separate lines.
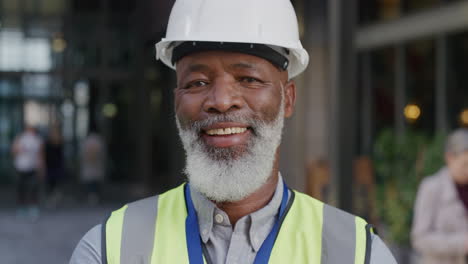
156, 39, 309, 79
171, 41, 290, 71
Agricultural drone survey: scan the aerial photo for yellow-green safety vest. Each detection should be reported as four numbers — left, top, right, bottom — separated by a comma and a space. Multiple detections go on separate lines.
103, 184, 374, 264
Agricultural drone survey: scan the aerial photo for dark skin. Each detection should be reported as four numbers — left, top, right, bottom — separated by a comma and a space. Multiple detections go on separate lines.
175, 51, 296, 225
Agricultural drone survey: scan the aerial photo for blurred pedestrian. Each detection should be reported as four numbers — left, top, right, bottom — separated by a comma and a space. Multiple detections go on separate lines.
11, 125, 44, 220
80, 131, 105, 205
44, 125, 65, 208
412, 128, 468, 264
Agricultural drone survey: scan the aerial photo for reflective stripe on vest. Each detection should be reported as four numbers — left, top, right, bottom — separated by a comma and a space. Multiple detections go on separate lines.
103, 184, 373, 264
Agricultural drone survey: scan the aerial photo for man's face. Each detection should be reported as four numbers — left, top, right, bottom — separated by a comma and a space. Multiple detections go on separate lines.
174, 51, 296, 201
175, 51, 294, 156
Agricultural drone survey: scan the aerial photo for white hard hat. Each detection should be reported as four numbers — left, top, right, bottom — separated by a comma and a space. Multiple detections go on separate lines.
155, 0, 309, 78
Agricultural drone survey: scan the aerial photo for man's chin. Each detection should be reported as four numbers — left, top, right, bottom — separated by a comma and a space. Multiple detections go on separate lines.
201, 142, 250, 161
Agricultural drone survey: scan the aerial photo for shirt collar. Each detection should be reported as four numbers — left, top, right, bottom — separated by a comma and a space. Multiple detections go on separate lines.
249, 175, 284, 251
190, 184, 215, 243
189, 173, 285, 250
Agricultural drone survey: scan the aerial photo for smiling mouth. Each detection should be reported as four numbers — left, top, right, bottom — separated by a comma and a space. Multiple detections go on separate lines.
205, 127, 248, 136
200, 124, 252, 148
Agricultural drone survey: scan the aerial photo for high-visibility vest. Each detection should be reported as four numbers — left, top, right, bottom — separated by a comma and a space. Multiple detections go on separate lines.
103, 184, 374, 264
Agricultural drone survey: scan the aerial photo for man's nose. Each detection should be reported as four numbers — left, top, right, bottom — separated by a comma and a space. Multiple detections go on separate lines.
203, 78, 244, 113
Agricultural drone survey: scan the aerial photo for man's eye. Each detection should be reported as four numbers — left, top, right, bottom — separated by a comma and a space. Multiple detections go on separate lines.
240, 77, 262, 83
185, 80, 208, 89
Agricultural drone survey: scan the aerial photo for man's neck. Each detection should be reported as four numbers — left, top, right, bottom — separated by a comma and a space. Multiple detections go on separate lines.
215, 171, 279, 226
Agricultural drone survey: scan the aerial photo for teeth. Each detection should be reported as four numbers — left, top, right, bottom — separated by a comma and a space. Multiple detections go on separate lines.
206, 127, 247, 135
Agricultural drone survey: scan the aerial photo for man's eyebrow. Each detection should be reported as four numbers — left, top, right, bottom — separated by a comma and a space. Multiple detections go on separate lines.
230, 62, 258, 70
185, 63, 210, 73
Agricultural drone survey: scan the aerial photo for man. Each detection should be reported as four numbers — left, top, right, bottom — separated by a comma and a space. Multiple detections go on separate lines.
71, 0, 397, 263
12, 125, 44, 220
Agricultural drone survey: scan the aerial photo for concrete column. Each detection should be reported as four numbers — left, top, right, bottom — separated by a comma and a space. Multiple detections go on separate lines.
328, 0, 357, 211
131, 1, 153, 193
157, 71, 185, 192
279, 0, 329, 192
133, 77, 152, 192
435, 35, 448, 133
361, 53, 373, 155
280, 78, 307, 191
395, 45, 406, 136
303, 0, 330, 161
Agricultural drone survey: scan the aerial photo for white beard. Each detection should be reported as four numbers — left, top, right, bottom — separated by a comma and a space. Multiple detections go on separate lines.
176, 96, 285, 202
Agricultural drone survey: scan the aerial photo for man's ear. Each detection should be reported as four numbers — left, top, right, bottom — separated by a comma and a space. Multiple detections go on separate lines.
283, 80, 296, 118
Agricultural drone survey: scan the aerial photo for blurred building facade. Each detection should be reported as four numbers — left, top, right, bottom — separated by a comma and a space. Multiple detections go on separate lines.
0, 0, 467, 210
280, 0, 468, 210
0, 0, 184, 193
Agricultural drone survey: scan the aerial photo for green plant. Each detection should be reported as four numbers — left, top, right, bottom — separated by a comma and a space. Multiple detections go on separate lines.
421, 133, 446, 177
373, 129, 446, 245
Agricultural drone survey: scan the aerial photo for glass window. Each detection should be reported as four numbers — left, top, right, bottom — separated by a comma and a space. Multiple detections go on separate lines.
22, 74, 51, 97
41, 0, 67, 16
0, 30, 52, 72
0, 79, 20, 97
71, 0, 100, 13
359, 0, 402, 25
402, 0, 441, 13
371, 48, 397, 132
24, 38, 52, 71
0, 100, 22, 183
1, 0, 20, 13
406, 39, 436, 133
61, 99, 75, 141
359, 0, 460, 25
0, 107, 12, 152
447, 32, 468, 128
24, 0, 37, 14
106, 82, 133, 181
108, 28, 133, 68
0, 30, 23, 71
66, 30, 100, 68
110, 0, 135, 14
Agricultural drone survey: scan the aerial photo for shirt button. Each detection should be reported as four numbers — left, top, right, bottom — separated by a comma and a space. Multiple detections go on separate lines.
202, 229, 208, 236
215, 214, 224, 224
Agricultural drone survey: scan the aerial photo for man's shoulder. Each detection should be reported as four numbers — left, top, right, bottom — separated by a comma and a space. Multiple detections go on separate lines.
70, 193, 164, 264
126, 194, 161, 207
291, 190, 396, 263
292, 190, 362, 221
69, 225, 102, 264
419, 168, 448, 192
124, 185, 187, 209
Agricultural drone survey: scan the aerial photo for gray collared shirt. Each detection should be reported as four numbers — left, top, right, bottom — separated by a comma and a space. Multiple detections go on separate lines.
70, 176, 397, 263
190, 177, 286, 263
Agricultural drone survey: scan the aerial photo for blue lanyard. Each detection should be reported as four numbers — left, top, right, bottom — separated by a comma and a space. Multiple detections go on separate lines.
184, 182, 289, 264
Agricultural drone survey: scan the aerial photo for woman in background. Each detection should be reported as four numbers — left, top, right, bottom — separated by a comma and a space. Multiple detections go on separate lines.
412, 128, 468, 264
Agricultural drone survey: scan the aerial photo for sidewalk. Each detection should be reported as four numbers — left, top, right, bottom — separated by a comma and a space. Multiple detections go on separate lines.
0, 205, 117, 264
